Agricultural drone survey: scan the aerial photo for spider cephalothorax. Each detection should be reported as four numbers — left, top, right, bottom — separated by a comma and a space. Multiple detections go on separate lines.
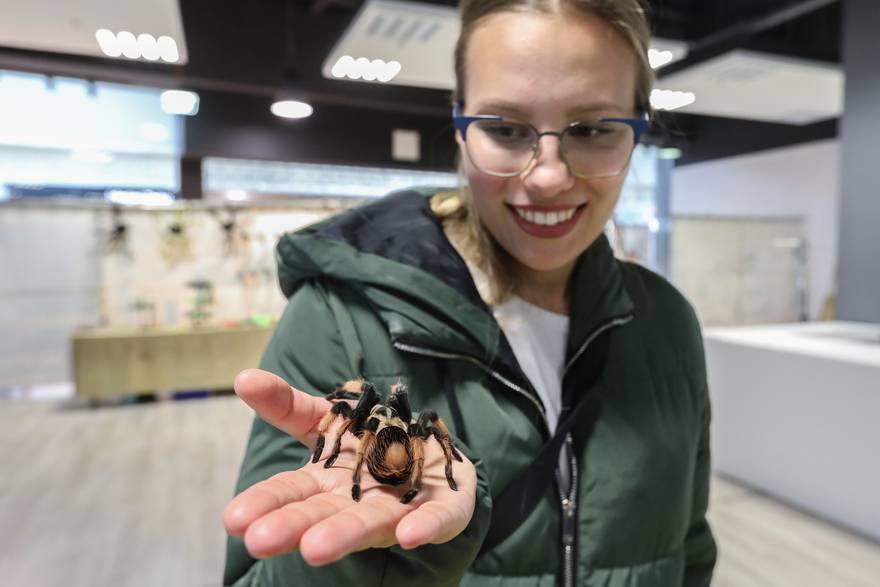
312, 379, 463, 503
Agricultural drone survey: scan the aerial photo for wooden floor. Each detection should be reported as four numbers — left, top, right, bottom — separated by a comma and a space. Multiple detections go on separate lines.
0, 395, 878, 587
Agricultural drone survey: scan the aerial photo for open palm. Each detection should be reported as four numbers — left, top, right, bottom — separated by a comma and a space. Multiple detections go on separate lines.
223, 369, 477, 566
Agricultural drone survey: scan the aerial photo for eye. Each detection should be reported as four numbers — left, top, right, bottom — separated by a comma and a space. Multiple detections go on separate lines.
476, 121, 533, 144
566, 122, 608, 140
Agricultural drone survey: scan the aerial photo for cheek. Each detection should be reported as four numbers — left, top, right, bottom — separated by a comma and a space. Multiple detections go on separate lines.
463, 160, 508, 212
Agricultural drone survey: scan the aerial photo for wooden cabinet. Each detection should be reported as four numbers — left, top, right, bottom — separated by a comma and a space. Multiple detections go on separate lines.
71, 325, 275, 396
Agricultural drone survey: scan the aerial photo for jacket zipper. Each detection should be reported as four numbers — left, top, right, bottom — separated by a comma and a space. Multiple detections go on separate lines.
559, 436, 578, 587
392, 341, 547, 418
395, 313, 633, 587
557, 314, 634, 587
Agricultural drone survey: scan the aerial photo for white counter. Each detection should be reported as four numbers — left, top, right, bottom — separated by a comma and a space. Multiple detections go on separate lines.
704, 321, 880, 542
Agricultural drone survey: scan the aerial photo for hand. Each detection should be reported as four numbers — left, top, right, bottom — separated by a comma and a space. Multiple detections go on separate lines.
223, 369, 477, 566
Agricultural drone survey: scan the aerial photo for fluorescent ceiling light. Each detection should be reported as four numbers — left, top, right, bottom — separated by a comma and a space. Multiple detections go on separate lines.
95, 29, 121, 57
650, 89, 696, 111
270, 100, 314, 119
322, 0, 459, 90
94, 29, 180, 63
656, 50, 843, 125
330, 55, 402, 83
0, 0, 189, 63
157, 35, 180, 62
160, 90, 199, 116
117, 30, 139, 59
138, 33, 160, 61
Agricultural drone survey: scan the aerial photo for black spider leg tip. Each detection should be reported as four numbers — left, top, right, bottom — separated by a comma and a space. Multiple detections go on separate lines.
312, 401, 352, 464
431, 428, 459, 491
416, 410, 461, 490
401, 489, 418, 504
323, 404, 356, 468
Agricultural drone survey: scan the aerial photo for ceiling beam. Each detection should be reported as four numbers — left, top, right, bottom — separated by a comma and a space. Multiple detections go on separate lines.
659, 0, 840, 78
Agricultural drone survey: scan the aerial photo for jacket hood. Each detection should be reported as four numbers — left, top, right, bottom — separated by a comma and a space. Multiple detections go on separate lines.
275, 189, 634, 368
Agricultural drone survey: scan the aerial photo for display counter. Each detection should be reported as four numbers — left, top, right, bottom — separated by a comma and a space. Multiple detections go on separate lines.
704, 321, 880, 542
71, 324, 275, 397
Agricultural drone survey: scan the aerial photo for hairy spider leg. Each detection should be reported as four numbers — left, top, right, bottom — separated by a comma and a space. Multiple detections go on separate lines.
416, 410, 461, 491
351, 426, 376, 501
400, 433, 426, 504
312, 401, 352, 463
387, 382, 412, 424
324, 416, 356, 469
321, 380, 381, 468
324, 378, 367, 401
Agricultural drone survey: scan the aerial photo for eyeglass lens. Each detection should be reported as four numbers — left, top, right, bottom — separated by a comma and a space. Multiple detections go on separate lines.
465, 120, 635, 178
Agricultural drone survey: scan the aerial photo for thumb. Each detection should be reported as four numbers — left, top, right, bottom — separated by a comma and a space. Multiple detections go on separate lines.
234, 369, 330, 444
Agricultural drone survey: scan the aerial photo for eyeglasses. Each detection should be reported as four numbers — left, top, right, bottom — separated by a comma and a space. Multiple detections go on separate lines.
452, 103, 648, 179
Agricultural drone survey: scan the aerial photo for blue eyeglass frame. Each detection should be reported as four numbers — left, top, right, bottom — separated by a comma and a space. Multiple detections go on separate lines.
452, 102, 649, 145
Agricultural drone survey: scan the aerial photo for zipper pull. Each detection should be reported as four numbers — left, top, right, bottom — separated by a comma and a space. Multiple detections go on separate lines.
561, 497, 577, 545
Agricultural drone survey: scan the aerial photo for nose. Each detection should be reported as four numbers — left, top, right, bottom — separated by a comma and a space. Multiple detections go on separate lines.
520, 134, 576, 198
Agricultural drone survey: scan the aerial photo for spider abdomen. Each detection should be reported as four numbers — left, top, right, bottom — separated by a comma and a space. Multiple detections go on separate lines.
367, 426, 413, 485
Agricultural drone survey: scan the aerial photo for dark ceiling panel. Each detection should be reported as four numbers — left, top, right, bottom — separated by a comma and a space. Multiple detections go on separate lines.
0, 0, 845, 167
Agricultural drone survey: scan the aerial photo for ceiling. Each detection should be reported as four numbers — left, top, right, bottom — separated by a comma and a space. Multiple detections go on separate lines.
0, 0, 844, 167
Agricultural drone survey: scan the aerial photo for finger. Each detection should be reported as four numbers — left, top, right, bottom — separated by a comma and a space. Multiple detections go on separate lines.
224, 469, 323, 537
234, 369, 330, 443
298, 497, 409, 566
243, 493, 353, 559
395, 497, 473, 549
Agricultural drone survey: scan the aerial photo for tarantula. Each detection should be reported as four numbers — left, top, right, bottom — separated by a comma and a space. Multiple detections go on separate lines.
311, 379, 462, 503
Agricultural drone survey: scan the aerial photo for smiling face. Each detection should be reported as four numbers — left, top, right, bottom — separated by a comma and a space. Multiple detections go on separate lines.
457, 9, 638, 298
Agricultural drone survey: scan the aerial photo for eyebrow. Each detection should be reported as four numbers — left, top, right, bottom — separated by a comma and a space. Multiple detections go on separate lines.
472, 99, 628, 118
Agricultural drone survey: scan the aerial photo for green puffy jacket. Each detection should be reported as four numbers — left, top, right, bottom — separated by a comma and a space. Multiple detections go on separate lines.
224, 189, 717, 586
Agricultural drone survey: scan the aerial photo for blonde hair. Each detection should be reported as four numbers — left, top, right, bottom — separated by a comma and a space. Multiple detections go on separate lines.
435, 0, 654, 306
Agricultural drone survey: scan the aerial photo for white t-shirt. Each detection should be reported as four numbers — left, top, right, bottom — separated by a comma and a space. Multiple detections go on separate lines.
493, 295, 571, 492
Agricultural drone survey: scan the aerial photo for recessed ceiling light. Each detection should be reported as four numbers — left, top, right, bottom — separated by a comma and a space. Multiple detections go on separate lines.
270, 100, 314, 119
650, 89, 696, 111
160, 90, 199, 116
648, 49, 675, 69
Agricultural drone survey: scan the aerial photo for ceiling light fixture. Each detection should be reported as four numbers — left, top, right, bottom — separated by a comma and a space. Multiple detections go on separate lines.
160, 90, 200, 116
270, 100, 314, 119
648, 49, 675, 69
330, 55, 402, 83
138, 34, 161, 61
94, 29, 181, 63
650, 89, 696, 111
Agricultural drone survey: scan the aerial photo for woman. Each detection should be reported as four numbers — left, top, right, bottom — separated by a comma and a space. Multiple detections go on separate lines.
223, 0, 717, 585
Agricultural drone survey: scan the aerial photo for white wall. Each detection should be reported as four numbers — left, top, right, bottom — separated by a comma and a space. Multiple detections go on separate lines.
671, 139, 840, 321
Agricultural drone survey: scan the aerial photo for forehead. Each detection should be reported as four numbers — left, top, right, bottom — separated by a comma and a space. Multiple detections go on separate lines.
464, 10, 637, 116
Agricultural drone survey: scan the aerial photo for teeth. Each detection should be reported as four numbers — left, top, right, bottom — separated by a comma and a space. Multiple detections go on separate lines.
514, 207, 577, 226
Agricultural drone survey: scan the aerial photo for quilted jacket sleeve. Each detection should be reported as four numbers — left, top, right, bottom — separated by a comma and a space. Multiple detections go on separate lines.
223, 280, 492, 587
682, 319, 718, 587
